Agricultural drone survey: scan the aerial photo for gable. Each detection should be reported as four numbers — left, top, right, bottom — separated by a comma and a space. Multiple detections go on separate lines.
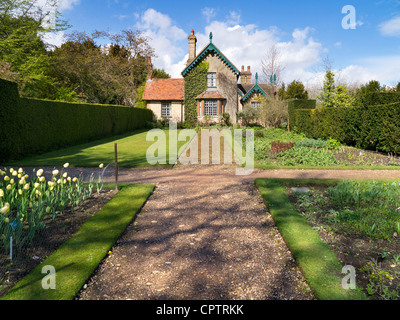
182, 36, 240, 77
241, 84, 270, 102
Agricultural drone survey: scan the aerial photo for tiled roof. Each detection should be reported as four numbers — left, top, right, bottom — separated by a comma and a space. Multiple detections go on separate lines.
196, 89, 226, 100
142, 78, 185, 101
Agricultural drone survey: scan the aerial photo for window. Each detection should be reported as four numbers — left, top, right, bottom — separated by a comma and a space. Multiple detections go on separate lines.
207, 73, 216, 88
251, 101, 261, 109
204, 100, 218, 116
161, 102, 171, 117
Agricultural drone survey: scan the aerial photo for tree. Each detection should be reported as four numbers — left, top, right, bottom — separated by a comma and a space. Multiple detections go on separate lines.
317, 70, 336, 108
284, 80, 308, 100
261, 44, 286, 86
152, 68, 170, 79
332, 84, 354, 108
277, 82, 286, 100
49, 29, 155, 106
0, 0, 69, 97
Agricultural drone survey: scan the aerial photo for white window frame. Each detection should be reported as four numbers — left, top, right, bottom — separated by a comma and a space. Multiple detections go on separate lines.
204, 100, 218, 117
251, 101, 261, 109
161, 102, 171, 117
207, 72, 216, 88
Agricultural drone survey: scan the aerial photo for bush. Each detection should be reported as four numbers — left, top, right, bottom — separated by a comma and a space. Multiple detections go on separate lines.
0, 79, 153, 163
259, 98, 288, 128
220, 112, 231, 126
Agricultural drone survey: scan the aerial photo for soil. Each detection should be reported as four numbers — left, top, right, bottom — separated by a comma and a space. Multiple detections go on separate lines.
0, 189, 116, 298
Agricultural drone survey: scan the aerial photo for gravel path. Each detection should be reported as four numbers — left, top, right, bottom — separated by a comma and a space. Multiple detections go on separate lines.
77, 165, 313, 300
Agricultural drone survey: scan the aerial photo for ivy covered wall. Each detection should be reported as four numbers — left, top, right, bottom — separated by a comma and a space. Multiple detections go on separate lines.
183, 62, 208, 125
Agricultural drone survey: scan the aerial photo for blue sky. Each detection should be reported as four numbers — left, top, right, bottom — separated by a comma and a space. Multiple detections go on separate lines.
49, 0, 400, 91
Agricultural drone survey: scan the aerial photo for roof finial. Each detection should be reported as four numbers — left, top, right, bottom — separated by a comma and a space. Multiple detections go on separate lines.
255, 72, 258, 85
209, 32, 213, 43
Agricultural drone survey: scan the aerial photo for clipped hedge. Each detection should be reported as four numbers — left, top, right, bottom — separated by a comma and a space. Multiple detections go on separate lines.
294, 102, 400, 154
0, 79, 153, 163
288, 99, 316, 131
357, 92, 400, 107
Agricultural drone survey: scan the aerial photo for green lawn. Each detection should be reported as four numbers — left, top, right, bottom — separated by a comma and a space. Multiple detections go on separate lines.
1, 183, 154, 300
5, 129, 195, 168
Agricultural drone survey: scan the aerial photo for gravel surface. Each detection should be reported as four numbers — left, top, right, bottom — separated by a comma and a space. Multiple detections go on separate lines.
77, 165, 313, 300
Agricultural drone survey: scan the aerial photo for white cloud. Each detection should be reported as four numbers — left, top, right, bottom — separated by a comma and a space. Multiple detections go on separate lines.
379, 16, 400, 36
135, 9, 187, 77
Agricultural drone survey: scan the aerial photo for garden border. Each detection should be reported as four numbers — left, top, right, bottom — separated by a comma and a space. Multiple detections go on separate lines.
1, 183, 155, 300
254, 178, 367, 300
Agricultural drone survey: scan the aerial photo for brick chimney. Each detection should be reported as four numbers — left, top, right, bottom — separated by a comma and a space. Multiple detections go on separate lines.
187, 30, 197, 66
240, 65, 252, 85
147, 56, 152, 81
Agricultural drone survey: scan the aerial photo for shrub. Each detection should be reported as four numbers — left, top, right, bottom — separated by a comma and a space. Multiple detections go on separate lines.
220, 112, 231, 126
259, 98, 288, 128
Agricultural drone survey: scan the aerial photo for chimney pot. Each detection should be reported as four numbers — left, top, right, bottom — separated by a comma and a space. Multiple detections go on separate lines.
187, 29, 197, 66
247, 66, 250, 71
147, 56, 152, 80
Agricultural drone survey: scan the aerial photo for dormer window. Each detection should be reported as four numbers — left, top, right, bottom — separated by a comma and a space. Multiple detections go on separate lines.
207, 72, 216, 88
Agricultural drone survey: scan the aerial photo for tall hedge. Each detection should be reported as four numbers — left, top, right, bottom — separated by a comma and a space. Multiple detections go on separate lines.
288, 99, 316, 131
357, 92, 400, 107
0, 79, 153, 163
294, 102, 400, 154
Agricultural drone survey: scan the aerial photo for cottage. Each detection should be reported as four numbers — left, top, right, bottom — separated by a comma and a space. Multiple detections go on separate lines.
142, 30, 277, 123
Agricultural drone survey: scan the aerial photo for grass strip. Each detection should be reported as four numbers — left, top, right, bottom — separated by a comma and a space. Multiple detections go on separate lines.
254, 178, 366, 300
5, 129, 193, 168
1, 183, 154, 300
